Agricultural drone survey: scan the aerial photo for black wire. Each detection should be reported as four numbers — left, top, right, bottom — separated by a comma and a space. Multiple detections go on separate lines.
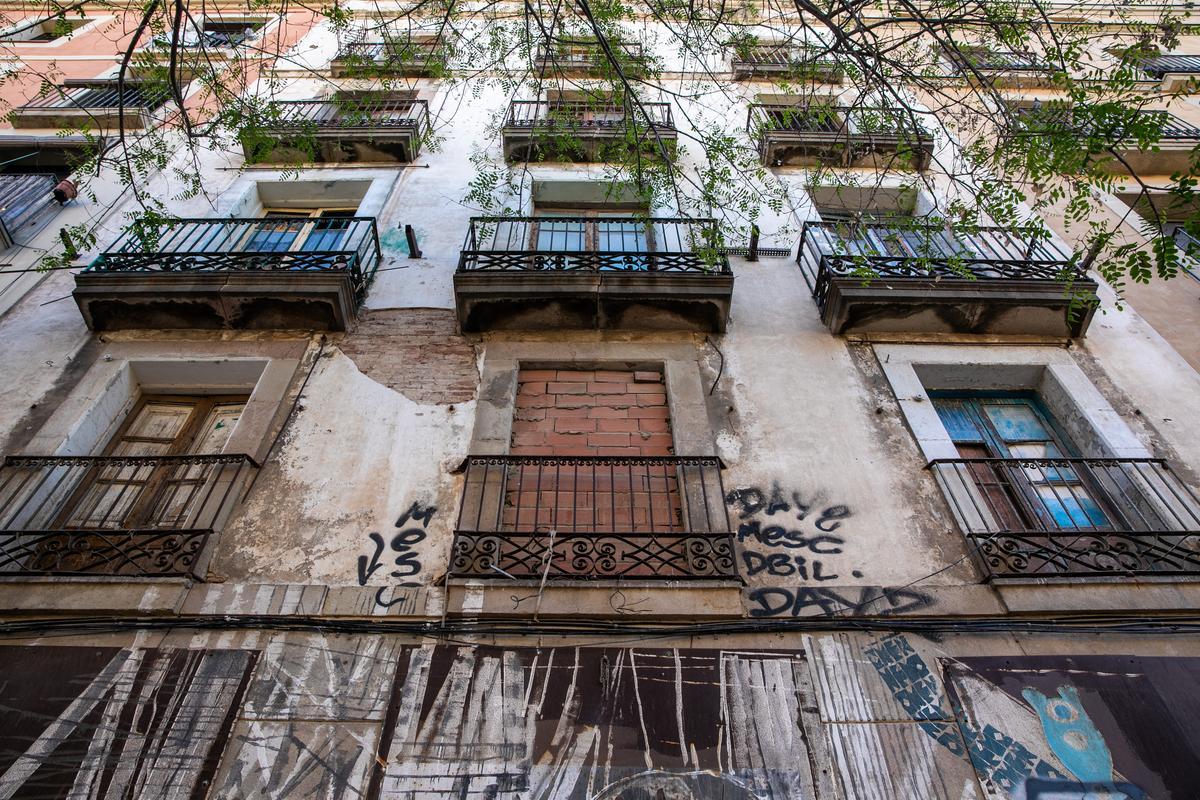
2, 612, 1200, 641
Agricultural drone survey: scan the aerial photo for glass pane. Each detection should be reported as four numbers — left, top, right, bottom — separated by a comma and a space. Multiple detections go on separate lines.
983, 403, 1052, 443
536, 220, 586, 251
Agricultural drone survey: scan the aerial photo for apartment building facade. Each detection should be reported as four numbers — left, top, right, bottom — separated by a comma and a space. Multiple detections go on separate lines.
0, 1, 1198, 797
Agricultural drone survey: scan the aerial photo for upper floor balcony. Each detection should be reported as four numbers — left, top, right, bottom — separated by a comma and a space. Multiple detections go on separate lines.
1013, 105, 1200, 176
949, 46, 1054, 87
533, 40, 647, 77
731, 44, 843, 82
75, 216, 381, 331
1138, 54, 1200, 92
747, 104, 934, 170
329, 36, 446, 78
0, 453, 256, 577
450, 455, 738, 581
244, 95, 430, 164
798, 220, 1096, 337
10, 79, 168, 131
455, 215, 733, 331
501, 99, 677, 162
932, 456, 1200, 580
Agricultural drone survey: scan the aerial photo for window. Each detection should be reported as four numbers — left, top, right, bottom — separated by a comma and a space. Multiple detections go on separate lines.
247, 208, 358, 252
931, 392, 1111, 531
57, 395, 247, 530
197, 18, 265, 47
0, 17, 92, 43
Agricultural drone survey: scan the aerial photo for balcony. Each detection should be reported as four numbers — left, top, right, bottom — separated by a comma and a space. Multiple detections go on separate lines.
1139, 54, 1200, 92
731, 45, 842, 82
932, 457, 1200, 579
533, 41, 647, 77
75, 216, 381, 331
245, 96, 430, 164
329, 39, 445, 77
1013, 106, 1200, 176
0, 173, 60, 248
747, 104, 934, 169
10, 80, 167, 131
949, 47, 1053, 87
455, 216, 733, 331
451, 456, 738, 580
0, 454, 256, 577
797, 221, 1096, 337
501, 100, 677, 161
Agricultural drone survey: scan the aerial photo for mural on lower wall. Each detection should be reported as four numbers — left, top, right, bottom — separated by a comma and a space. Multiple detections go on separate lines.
374, 645, 818, 800
0, 645, 257, 799
944, 655, 1200, 800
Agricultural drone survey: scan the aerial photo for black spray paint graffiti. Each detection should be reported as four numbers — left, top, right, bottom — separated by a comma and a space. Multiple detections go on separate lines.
358, 500, 436, 607
746, 585, 934, 618
724, 483, 856, 581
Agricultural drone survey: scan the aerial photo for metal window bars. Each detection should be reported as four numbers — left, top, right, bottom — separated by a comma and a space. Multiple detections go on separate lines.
952, 46, 1047, 72
458, 216, 729, 273
797, 220, 1079, 306
19, 80, 170, 111
85, 217, 382, 304
263, 97, 431, 133
451, 455, 738, 579
533, 40, 646, 72
505, 100, 674, 130
0, 453, 257, 576
730, 45, 843, 79
930, 457, 1200, 578
1139, 54, 1200, 78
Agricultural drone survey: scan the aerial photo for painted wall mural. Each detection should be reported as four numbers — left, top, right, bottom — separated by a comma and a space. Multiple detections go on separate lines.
374, 645, 819, 800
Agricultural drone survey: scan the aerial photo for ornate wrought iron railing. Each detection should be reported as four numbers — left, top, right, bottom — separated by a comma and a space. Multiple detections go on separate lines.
458, 216, 730, 273
930, 457, 1200, 578
731, 45, 842, 79
85, 217, 382, 304
797, 220, 1080, 306
0, 173, 58, 245
1013, 106, 1200, 142
1139, 54, 1200, 78
19, 80, 169, 111
452, 455, 737, 579
264, 97, 430, 133
0, 453, 257, 577
505, 99, 674, 130
746, 104, 934, 160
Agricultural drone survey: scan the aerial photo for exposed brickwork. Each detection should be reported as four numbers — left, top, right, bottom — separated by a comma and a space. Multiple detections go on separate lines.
510, 368, 673, 456
338, 309, 478, 405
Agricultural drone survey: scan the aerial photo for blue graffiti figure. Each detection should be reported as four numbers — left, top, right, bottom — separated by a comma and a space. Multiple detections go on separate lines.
1022, 685, 1113, 794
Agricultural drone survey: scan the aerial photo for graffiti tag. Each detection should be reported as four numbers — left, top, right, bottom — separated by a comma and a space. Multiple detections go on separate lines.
725, 482, 858, 581
358, 500, 437, 607
746, 586, 934, 618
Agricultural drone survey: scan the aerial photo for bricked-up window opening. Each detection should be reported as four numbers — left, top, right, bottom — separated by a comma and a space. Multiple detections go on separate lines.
509, 369, 680, 549
452, 367, 737, 579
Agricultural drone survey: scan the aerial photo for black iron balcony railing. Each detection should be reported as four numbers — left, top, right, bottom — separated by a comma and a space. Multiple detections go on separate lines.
451, 455, 738, 580
1139, 54, 1200, 78
1014, 106, 1200, 142
85, 217, 382, 303
331, 39, 445, 75
265, 97, 430, 133
1175, 228, 1200, 283
19, 80, 169, 112
747, 104, 934, 168
731, 45, 842, 80
798, 220, 1079, 305
954, 47, 1047, 72
0, 453, 256, 577
459, 216, 729, 273
0, 173, 58, 245
931, 457, 1200, 579
533, 41, 646, 73
505, 99, 674, 130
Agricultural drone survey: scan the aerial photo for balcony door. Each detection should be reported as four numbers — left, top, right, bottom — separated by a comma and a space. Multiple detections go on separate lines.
532, 211, 651, 269
58, 395, 247, 530
931, 392, 1115, 532
247, 208, 358, 253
